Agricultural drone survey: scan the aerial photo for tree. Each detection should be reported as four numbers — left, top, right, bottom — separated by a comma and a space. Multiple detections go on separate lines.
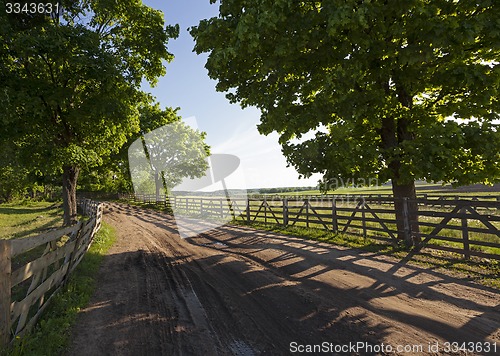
0, 145, 31, 202
0, 0, 178, 224
191, 0, 500, 247
128, 102, 210, 203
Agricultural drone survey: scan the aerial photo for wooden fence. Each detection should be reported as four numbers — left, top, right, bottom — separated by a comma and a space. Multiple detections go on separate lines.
0, 199, 103, 347
122, 193, 500, 261
275, 193, 500, 202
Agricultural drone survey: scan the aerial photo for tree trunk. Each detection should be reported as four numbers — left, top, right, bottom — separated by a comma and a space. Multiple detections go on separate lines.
380, 108, 420, 247
392, 180, 421, 248
154, 170, 162, 203
62, 165, 80, 226
161, 173, 173, 212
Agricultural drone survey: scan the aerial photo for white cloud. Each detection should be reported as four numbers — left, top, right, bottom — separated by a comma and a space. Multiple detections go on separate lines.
211, 124, 321, 189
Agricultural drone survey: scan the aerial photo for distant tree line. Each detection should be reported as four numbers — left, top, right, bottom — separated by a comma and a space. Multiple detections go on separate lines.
257, 186, 319, 195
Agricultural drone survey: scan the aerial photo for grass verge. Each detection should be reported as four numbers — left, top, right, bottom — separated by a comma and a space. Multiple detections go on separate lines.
232, 220, 500, 289
4, 222, 116, 356
0, 202, 63, 240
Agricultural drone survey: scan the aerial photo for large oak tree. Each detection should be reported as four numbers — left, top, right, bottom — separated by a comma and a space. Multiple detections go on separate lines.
0, 0, 178, 224
191, 0, 500, 246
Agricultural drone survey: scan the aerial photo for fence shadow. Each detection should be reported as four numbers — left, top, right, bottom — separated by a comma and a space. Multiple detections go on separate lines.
161, 218, 499, 347
105, 203, 500, 351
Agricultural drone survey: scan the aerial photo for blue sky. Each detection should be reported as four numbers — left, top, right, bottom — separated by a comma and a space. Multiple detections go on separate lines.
141, 0, 321, 189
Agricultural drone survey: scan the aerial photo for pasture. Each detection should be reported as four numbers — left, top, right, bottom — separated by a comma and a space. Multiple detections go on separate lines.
0, 202, 63, 240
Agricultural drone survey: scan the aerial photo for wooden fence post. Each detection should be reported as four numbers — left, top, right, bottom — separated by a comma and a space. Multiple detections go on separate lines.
332, 199, 338, 232
64, 224, 85, 286
305, 198, 309, 228
0, 240, 11, 347
461, 206, 470, 260
402, 198, 412, 247
283, 198, 288, 226
264, 197, 267, 224
361, 198, 367, 240
246, 198, 251, 222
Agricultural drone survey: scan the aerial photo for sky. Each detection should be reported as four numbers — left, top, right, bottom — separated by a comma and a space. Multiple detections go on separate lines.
141, 0, 322, 189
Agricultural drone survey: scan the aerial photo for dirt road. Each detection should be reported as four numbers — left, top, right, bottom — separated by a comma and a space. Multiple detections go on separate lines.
68, 203, 499, 355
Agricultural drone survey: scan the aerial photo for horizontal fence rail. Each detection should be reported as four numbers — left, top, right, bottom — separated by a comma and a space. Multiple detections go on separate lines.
121, 193, 500, 261
0, 199, 103, 347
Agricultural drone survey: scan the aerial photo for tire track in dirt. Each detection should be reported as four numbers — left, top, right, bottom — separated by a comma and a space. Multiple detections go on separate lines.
68, 203, 499, 355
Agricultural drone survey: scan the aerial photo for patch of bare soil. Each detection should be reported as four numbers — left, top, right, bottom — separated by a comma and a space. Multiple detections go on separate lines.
68, 203, 499, 355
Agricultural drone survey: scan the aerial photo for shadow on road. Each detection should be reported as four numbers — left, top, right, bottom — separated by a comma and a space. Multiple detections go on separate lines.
80, 203, 499, 355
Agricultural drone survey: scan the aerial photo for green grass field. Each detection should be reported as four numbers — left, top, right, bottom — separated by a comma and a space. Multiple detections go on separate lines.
272, 182, 500, 197
0, 202, 64, 240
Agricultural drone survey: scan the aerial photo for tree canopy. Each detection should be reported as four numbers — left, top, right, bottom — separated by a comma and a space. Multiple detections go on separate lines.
128, 102, 211, 199
191, 0, 500, 245
0, 0, 179, 224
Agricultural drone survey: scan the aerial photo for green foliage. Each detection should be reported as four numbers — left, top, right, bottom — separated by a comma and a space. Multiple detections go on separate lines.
129, 100, 210, 195
191, 0, 500, 188
78, 101, 211, 194
0, 0, 178, 217
0, 140, 30, 202
0, 131, 62, 203
1, 0, 178, 172
0, 164, 30, 202
144, 122, 210, 189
